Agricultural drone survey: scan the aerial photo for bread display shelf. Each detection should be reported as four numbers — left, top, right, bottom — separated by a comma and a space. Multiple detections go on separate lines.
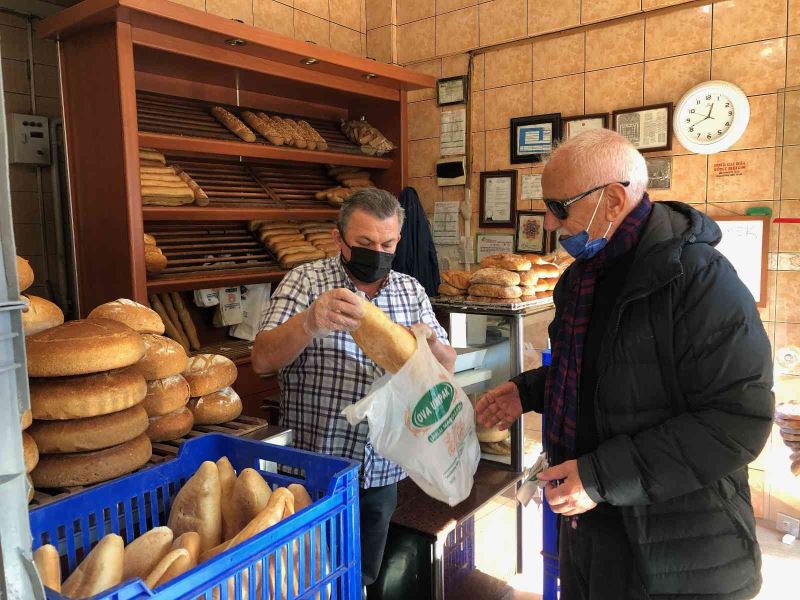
137, 92, 393, 169
195, 338, 254, 365
432, 295, 554, 311
146, 269, 288, 294
142, 206, 339, 222
29, 416, 268, 507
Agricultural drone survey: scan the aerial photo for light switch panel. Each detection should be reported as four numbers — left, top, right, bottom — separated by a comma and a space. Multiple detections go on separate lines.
9, 113, 50, 165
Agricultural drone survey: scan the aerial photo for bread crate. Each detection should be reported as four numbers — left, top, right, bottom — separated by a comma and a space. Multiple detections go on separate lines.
28, 433, 361, 599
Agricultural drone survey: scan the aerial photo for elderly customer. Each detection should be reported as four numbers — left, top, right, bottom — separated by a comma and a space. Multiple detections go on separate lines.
476, 129, 773, 599
252, 188, 456, 594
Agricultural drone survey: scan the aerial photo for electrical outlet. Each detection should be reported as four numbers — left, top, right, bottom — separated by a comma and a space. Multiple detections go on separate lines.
777, 512, 800, 537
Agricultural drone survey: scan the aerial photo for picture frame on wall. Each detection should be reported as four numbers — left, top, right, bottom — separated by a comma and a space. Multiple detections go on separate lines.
476, 233, 515, 262
479, 170, 517, 228
612, 103, 673, 152
562, 113, 609, 140
437, 75, 468, 106
510, 113, 561, 164
515, 210, 549, 254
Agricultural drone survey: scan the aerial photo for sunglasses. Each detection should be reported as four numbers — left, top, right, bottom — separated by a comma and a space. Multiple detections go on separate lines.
543, 181, 630, 220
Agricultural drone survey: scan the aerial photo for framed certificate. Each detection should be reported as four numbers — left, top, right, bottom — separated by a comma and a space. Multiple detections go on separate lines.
515, 210, 548, 254
510, 113, 561, 164
613, 103, 673, 152
437, 76, 467, 106
476, 233, 515, 262
562, 113, 609, 140
479, 170, 517, 228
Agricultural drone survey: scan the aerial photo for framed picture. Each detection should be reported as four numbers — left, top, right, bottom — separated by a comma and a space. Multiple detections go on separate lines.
515, 210, 549, 254
510, 113, 561, 164
479, 170, 517, 228
437, 75, 467, 106
612, 103, 673, 152
562, 113, 609, 140
476, 233, 515, 262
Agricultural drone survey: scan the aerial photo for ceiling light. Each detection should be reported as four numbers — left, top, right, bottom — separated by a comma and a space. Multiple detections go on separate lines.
301, 57, 319, 65
224, 38, 246, 46
363, 73, 378, 80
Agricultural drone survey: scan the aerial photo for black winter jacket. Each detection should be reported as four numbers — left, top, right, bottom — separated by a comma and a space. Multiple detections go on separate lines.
392, 187, 441, 297
513, 201, 774, 599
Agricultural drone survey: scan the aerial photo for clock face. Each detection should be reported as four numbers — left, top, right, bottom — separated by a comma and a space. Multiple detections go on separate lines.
673, 81, 750, 154
678, 92, 735, 145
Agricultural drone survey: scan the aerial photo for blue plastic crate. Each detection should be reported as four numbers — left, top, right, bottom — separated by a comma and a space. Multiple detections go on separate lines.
28, 433, 362, 600
443, 516, 475, 590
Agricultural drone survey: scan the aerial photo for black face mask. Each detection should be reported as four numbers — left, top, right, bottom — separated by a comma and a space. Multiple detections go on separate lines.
341, 239, 395, 283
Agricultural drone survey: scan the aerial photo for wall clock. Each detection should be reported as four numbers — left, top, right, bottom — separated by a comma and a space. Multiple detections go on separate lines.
673, 80, 750, 154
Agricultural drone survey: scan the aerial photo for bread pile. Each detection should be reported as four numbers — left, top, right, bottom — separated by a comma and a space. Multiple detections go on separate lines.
17, 256, 65, 337
341, 118, 395, 156
148, 292, 201, 352
775, 402, 800, 477
456, 254, 560, 304
249, 219, 338, 269
139, 148, 207, 207
438, 270, 471, 299
211, 106, 327, 150
315, 166, 377, 207
22, 410, 37, 503
26, 311, 152, 489
184, 354, 242, 425
33, 459, 321, 598
144, 233, 168, 275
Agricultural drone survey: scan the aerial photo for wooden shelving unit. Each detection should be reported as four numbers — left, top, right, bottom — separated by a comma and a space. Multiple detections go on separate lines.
41, 0, 433, 410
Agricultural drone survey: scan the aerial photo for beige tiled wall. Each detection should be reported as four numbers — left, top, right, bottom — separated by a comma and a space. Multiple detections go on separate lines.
392, 0, 800, 522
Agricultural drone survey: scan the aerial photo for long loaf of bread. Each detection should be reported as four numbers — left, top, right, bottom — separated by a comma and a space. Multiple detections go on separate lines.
210, 106, 256, 142
170, 292, 201, 350
175, 169, 209, 206
351, 299, 417, 373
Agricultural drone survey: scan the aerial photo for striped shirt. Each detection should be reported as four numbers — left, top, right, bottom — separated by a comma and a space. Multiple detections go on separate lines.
260, 256, 449, 488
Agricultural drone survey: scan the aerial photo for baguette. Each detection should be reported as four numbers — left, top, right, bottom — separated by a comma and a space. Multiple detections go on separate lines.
169, 292, 201, 350
149, 295, 188, 352
276, 245, 318, 260
210, 106, 256, 143
298, 120, 327, 151
140, 166, 176, 175
258, 227, 301, 238
140, 185, 193, 198
139, 174, 184, 184
282, 118, 315, 150
218, 456, 238, 541
262, 113, 305, 148
160, 293, 191, 352
139, 148, 166, 164
240, 110, 284, 146
467, 284, 522, 299
175, 169, 209, 206
305, 232, 334, 242
351, 299, 416, 373
33, 544, 61, 593
61, 534, 123, 599
469, 268, 521, 287
262, 233, 306, 245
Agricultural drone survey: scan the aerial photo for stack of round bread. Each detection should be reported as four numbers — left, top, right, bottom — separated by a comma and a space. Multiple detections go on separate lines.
16, 256, 65, 337
183, 354, 242, 425
89, 299, 195, 443
26, 312, 153, 489
465, 254, 560, 303
438, 270, 470, 299
21, 410, 37, 503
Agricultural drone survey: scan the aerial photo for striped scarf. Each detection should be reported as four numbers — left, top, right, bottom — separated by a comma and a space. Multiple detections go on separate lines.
544, 195, 653, 466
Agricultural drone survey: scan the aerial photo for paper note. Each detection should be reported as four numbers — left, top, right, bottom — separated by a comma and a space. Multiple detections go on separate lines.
521, 174, 543, 200
433, 200, 460, 245
440, 109, 466, 156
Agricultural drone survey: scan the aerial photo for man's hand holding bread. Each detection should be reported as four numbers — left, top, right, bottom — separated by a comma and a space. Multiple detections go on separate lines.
302, 288, 365, 337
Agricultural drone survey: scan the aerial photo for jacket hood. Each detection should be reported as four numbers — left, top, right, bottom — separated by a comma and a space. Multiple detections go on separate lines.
654, 200, 722, 247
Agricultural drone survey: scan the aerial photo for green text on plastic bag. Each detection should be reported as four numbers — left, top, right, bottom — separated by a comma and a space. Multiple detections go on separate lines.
411, 382, 455, 429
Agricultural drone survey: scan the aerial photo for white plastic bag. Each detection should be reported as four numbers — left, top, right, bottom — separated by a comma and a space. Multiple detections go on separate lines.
342, 329, 481, 506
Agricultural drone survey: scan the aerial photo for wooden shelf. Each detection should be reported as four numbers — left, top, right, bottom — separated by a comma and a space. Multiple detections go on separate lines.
147, 268, 287, 293
139, 131, 393, 169
143, 206, 340, 221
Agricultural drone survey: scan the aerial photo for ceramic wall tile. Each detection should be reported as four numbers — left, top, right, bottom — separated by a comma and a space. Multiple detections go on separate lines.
581, 0, 641, 24
643, 51, 711, 105
294, 0, 329, 19
645, 4, 712, 60
472, 131, 486, 172
484, 82, 532, 130
532, 73, 584, 117
472, 53, 485, 90
294, 9, 331, 45
408, 99, 441, 140
397, 0, 435, 24
436, 7, 479, 56
408, 59, 441, 101
586, 19, 645, 71
484, 43, 533, 89
527, 0, 580, 36
776, 271, 800, 321
254, 0, 295, 36
782, 145, 800, 199
532, 31, 585, 80
485, 128, 512, 170
206, 0, 254, 23
330, 0, 363, 30
438, 0, 479, 13
707, 148, 777, 202
471, 91, 486, 131
643, 0, 694, 8
33, 65, 59, 99
647, 153, 708, 203
409, 138, 441, 177
367, 25, 395, 62
479, 0, 527, 46
783, 89, 800, 146
584, 63, 644, 114
397, 17, 435, 63
777, 202, 800, 253
408, 176, 442, 213
711, 38, 787, 96
0, 25, 28, 62
331, 23, 363, 55
1, 59, 28, 95
366, 0, 394, 28
730, 94, 778, 151
788, 35, 800, 86
442, 53, 471, 77
790, 0, 800, 34
712, 0, 787, 48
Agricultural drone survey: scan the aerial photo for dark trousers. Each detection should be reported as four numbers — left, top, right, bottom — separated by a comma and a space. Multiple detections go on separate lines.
559, 511, 649, 600
359, 483, 398, 587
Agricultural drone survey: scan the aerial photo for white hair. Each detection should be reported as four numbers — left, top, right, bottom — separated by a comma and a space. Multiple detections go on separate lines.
546, 129, 649, 203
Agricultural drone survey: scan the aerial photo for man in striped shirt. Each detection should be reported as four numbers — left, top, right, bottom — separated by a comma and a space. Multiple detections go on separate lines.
252, 188, 455, 594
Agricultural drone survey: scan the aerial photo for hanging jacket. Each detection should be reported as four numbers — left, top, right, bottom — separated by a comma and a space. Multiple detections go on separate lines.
513, 201, 774, 600
392, 187, 441, 297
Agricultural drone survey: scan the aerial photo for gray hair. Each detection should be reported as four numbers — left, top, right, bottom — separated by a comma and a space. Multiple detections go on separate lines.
337, 188, 406, 231
546, 129, 649, 203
